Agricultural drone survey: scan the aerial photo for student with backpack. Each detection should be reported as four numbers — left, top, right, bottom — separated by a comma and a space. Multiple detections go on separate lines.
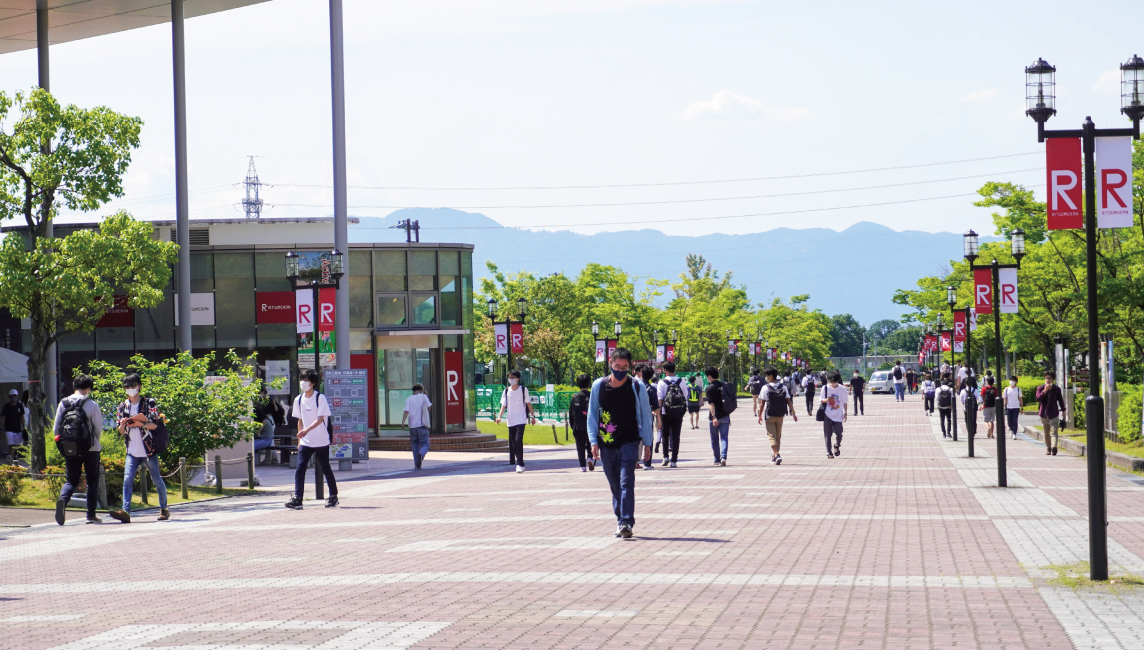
496, 369, 536, 473
53, 374, 105, 526
801, 372, 817, 416
906, 367, 918, 395
820, 372, 848, 458
960, 377, 980, 441
848, 370, 865, 415
638, 365, 661, 470
108, 373, 169, 523
656, 361, 689, 468
686, 375, 702, 429
705, 366, 735, 466
784, 369, 798, 400
891, 361, 906, 401
921, 373, 937, 416
757, 367, 796, 465
568, 374, 594, 471
980, 376, 998, 438
936, 379, 955, 438
746, 369, 763, 417
285, 369, 339, 509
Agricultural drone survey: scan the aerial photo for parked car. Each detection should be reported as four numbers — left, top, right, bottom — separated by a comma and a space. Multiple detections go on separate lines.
868, 371, 894, 394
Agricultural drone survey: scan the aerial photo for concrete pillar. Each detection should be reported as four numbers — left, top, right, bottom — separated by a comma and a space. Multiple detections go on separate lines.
172, 0, 192, 354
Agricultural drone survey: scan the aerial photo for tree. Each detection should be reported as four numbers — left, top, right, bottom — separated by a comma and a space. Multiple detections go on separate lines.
866, 319, 900, 341
829, 314, 864, 357
0, 88, 173, 472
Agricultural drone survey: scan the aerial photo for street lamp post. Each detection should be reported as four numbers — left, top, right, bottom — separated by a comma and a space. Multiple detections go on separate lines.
487, 297, 528, 385
285, 249, 344, 376
949, 285, 976, 456
1023, 55, 1143, 581
592, 320, 600, 377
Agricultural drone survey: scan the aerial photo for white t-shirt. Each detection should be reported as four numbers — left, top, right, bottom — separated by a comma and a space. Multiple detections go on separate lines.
656, 376, 689, 414
500, 386, 530, 427
404, 393, 432, 428
125, 401, 149, 458
891, 366, 905, 383
959, 387, 981, 405
1003, 385, 1022, 408
821, 384, 848, 422
292, 392, 332, 447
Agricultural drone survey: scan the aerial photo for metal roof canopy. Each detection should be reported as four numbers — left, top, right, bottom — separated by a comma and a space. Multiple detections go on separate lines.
0, 1, 271, 55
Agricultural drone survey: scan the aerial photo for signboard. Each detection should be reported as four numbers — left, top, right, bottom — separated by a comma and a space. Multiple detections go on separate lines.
256, 291, 295, 324
494, 323, 509, 355
1046, 138, 1083, 230
174, 292, 215, 326
509, 322, 524, 354
265, 360, 290, 396
1096, 136, 1133, 228
96, 295, 133, 328
325, 369, 369, 460
974, 268, 993, 315
296, 288, 335, 369
444, 350, 464, 425
999, 268, 1018, 314
595, 339, 606, 363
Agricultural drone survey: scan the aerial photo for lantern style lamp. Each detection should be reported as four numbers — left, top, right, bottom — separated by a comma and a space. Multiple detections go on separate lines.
963, 230, 979, 264
591, 320, 599, 337
486, 297, 498, 319
653, 330, 659, 344
1011, 228, 1026, 266
1025, 58, 1057, 123
327, 249, 344, 279
517, 297, 527, 319
1122, 54, 1144, 122
936, 313, 944, 329
947, 286, 957, 309
284, 250, 299, 282
671, 329, 677, 344
614, 321, 622, 337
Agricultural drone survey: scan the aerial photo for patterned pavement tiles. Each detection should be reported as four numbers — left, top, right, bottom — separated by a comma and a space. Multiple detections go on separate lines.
0, 391, 1141, 649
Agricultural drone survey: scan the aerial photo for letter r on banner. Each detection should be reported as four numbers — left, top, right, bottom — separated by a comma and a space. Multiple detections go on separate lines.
494, 323, 508, 355
1046, 138, 1083, 230
974, 268, 993, 315
1096, 136, 1133, 228
999, 267, 1018, 314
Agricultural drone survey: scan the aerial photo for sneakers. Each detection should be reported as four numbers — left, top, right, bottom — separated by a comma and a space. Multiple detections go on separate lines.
827, 453, 834, 459
157, 509, 170, 521
285, 498, 303, 510
775, 455, 782, 465
669, 461, 677, 468
516, 465, 525, 473
615, 526, 623, 538
85, 514, 102, 524
713, 459, 722, 466
55, 498, 66, 526
1045, 448, 1053, 455
1052, 447, 1058, 456
661, 459, 670, 468
620, 524, 633, 539
833, 445, 840, 457
720, 458, 727, 467
326, 496, 339, 508
587, 459, 595, 472
580, 466, 587, 472
642, 462, 653, 471
108, 509, 131, 523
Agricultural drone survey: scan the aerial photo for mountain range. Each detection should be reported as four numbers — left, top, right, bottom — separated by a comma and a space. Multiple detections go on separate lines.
348, 208, 967, 327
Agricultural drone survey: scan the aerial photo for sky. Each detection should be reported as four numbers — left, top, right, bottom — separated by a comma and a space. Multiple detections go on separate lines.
1, 0, 1142, 241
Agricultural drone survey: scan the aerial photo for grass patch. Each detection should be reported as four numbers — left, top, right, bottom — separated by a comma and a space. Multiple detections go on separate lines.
477, 419, 572, 446
6, 476, 257, 510
1058, 428, 1144, 460
1043, 561, 1144, 591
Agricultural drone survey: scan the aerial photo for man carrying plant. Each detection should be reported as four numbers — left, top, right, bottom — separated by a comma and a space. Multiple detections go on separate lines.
53, 374, 104, 525
109, 373, 169, 523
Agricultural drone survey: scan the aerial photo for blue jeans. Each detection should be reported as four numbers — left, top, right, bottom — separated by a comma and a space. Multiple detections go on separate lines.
122, 454, 167, 513
709, 416, 730, 461
1006, 408, 1021, 436
894, 383, 905, 401
599, 441, 639, 527
253, 437, 273, 451
410, 426, 430, 467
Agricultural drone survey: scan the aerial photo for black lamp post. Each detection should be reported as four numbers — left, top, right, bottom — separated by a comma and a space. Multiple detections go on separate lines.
487, 297, 528, 385
285, 249, 344, 376
1024, 56, 1143, 581
592, 320, 600, 375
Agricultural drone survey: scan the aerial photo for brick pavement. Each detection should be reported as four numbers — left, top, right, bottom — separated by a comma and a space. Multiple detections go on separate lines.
0, 393, 1141, 649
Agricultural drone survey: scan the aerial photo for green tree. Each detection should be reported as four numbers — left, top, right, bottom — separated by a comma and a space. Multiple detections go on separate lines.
829, 314, 864, 357
866, 319, 901, 341
0, 88, 168, 472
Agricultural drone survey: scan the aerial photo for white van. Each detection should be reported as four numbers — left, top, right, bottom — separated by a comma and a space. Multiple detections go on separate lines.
868, 371, 894, 394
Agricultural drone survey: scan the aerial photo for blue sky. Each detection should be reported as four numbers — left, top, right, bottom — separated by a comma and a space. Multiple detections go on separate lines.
1, 0, 1141, 238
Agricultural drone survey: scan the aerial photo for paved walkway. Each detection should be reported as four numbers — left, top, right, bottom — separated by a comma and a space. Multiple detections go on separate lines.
1, 394, 1141, 649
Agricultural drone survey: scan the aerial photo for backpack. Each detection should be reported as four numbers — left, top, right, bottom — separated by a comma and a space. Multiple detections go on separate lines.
964, 390, 978, 415
937, 386, 953, 409
765, 383, 788, 417
982, 385, 997, 407
55, 395, 92, 458
663, 379, 688, 418
687, 383, 700, 403
569, 391, 589, 431
893, 366, 903, 380
923, 381, 936, 396
720, 381, 738, 414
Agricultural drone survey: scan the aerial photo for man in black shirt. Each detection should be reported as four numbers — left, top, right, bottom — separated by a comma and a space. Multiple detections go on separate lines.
587, 347, 653, 539
567, 374, 593, 471
848, 370, 866, 415
1, 389, 24, 462
705, 366, 730, 466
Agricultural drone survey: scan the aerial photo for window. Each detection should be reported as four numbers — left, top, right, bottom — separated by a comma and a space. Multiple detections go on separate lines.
411, 293, 437, 326
440, 275, 459, 326
349, 251, 373, 328
377, 295, 407, 327
215, 253, 256, 349
409, 251, 436, 291
374, 251, 406, 291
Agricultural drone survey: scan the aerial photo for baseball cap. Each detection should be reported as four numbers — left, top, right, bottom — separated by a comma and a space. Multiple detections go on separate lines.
8, 389, 18, 396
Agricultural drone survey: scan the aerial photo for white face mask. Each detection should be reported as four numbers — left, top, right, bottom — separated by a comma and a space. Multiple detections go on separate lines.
508, 378, 519, 387
125, 388, 139, 397
300, 381, 312, 392
1010, 381, 1017, 387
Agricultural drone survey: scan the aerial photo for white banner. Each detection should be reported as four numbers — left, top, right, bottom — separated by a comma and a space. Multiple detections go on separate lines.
1096, 136, 1133, 228
595, 340, 606, 363
295, 289, 313, 335
999, 267, 1018, 314
494, 323, 509, 355
174, 292, 216, 326
968, 308, 977, 332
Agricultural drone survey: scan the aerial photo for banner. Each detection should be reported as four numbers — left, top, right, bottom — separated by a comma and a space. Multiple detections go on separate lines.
728, 339, 738, 355
444, 350, 464, 425
1046, 137, 1083, 230
297, 288, 336, 369
974, 267, 993, 315
969, 308, 977, 332
999, 267, 1018, 314
953, 311, 966, 344
1096, 136, 1133, 228
665, 344, 675, 362
655, 344, 666, 363
509, 322, 524, 354
595, 339, 606, 363
747, 342, 756, 356
918, 352, 925, 365
256, 291, 295, 324
494, 323, 508, 355
606, 339, 618, 363
940, 332, 951, 352
96, 295, 133, 328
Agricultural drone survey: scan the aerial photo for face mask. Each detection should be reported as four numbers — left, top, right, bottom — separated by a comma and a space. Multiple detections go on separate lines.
300, 381, 312, 392
612, 368, 628, 380
125, 388, 139, 397
1010, 381, 1017, 387
508, 378, 519, 386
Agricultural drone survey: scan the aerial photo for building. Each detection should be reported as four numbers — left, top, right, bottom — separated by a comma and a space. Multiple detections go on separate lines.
4, 217, 477, 436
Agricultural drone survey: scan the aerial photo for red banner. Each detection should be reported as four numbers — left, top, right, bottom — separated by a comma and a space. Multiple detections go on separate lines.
256, 291, 295, 324
665, 344, 675, 362
953, 311, 966, 343
509, 322, 524, 354
318, 287, 336, 332
1046, 138, 1083, 230
444, 350, 464, 425
96, 295, 133, 328
974, 267, 993, 315
606, 339, 618, 363
940, 332, 951, 352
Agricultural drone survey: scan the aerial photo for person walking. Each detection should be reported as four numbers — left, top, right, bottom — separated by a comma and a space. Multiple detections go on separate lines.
906, 367, 918, 395
746, 369, 763, 417
656, 362, 688, 468
981, 376, 998, 438
820, 372, 848, 458
638, 365, 661, 470
705, 366, 731, 466
401, 383, 432, 469
285, 369, 339, 509
686, 375, 702, 429
496, 369, 536, 473
801, 371, 817, 416
1035, 371, 1067, 455
960, 377, 980, 442
937, 379, 955, 438
587, 347, 653, 539
757, 367, 796, 465
108, 373, 169, 523
1002, 375, 1023, 440
783, 369, 797, 401
848, 370, 865, 415
52, 374, 104, 525
956, 361, 974, 391
1, 389, 25, 464
891, 360, 906, 402
920, 373, 937, 416
568, 374, 594, 472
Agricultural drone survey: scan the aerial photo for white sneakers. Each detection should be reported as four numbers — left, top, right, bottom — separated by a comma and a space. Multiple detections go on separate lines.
516, 465, 525, 473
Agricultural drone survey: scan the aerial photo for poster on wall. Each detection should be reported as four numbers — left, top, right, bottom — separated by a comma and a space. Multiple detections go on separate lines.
445, 350, 464, 425
264, 360, 290, 396
325, 369, 369, 460
174, 293, 215, 326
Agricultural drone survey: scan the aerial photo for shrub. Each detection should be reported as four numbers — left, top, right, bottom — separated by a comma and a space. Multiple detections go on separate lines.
101, 457, 126, 506
1117, 386, 1142, 444
0, 466, 24, 504
41, 464, 66, 496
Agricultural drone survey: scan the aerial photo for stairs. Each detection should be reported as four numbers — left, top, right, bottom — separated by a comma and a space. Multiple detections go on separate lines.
369, 432, 508, 453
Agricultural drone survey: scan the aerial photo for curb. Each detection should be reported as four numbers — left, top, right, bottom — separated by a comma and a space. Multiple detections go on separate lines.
1022, 425, 1144, 472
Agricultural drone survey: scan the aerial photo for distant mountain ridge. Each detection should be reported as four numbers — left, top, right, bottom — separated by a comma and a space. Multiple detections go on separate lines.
349, 208, 966, 327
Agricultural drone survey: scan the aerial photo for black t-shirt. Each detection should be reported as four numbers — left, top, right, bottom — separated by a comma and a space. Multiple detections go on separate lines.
1, 402, 24, 433
849, 377, 866, 394
599, 379, 640, 448
646, 384, 660, 412
705, 381, 727, 419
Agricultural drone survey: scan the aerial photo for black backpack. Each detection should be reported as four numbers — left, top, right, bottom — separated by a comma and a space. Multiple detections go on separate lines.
937, 386, 953, 409
964, 390, 978, 415
893, 366, 903, 380
720, 381, 738, 414
569, 391, 589, 431
663, 379, 688, 418
765, 383, 788, 417
55, 395, 92, 458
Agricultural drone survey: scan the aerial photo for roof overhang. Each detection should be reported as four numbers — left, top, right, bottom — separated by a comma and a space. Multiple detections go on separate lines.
0, 1, 273, 55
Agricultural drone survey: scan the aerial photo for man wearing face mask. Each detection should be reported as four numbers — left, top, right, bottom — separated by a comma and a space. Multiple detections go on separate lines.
53, 375, 105, 525
108, 373, 168, 523
587, 348, 653, 539
496, 370, 536, 473
1002, 375, 1024, 440
286, 369, 338, 509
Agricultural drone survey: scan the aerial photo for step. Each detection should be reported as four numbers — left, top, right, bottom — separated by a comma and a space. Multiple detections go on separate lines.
369, 433, 509, 453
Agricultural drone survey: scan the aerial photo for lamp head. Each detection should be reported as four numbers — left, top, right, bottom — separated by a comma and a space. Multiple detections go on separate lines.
963, 229, 979, 264
946, 285, 957, 308
1025, 57, 1057, 123
517, 297, 527, 319
1010, 227, 1026, 264
1121, 54, 1144, 122
486, 297, 498, 318
591, 320, 599, 336
284, 251, 299, 281
327, 249, 344, 278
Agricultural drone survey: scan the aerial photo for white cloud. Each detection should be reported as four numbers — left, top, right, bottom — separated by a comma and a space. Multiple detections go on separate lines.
680, 90, 811, 122
959, 89, 997, 103
1092, 70, 1119, 96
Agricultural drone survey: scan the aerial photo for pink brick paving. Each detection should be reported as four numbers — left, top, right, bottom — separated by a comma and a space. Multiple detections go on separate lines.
0, 393, 1140, 649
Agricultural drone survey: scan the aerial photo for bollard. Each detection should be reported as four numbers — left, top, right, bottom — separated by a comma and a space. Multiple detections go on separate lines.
179, 457, 188, 500
140, 464, 149, 505
246, 452, 255, 490
565, 423, 569, 442
315, 455, 324, 501
552, 424, 558, 444
214, 455, 223, 494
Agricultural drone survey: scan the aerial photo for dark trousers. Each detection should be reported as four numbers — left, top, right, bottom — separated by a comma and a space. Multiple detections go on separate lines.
805, 391, 815, 415
924, 394, 935, 414
572, 426, 591, 468
823, 419, 843, 453
293, 445, 337, 500
600, 441, 639, 527
60, 451, 101, 517
939, 409, 952, 435
508, 424, 526, 466
660, 414, 684, 462
1006, 408, 1021, 436
853, 392, 864, 415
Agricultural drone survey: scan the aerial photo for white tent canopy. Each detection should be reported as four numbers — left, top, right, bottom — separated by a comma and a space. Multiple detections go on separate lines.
0, 346, 28, 383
